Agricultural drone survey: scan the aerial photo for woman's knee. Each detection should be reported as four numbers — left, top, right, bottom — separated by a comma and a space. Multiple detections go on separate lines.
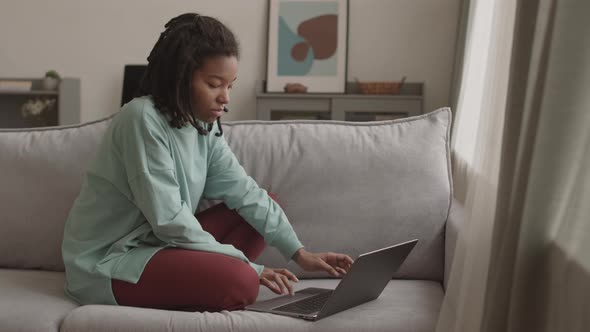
221, 263, 260, 309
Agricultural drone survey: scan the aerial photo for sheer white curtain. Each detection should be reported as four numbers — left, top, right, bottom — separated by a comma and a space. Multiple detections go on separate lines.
438, 0, 516, 330
438, 0, 590, 331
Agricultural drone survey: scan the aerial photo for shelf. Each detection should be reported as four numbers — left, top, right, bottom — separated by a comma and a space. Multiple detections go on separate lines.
258, 92, 423, 100
0, 77, 80, 128
0, 90, 58, 96
257, 81, 423, 99
256, 80, 424, 121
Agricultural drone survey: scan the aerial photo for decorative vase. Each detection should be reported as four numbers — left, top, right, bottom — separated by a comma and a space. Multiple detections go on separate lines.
42, 77, 60, 90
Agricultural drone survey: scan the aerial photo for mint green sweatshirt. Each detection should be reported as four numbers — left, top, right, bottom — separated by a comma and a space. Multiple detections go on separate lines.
62, 96, 303, 305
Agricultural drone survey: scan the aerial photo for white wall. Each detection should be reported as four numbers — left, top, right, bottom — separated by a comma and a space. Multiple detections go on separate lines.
0, 0, 460, 123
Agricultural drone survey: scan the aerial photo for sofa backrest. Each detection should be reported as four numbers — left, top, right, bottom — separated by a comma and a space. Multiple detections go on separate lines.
0, 117, 114, 271
0, 108, 452, 281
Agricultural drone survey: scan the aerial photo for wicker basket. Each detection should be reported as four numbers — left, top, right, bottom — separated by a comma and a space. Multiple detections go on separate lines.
355, 76, 406, 95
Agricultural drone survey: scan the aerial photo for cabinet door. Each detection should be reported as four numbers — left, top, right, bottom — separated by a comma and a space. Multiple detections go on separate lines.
257, 97, 330, 120
332, 97, 422, 121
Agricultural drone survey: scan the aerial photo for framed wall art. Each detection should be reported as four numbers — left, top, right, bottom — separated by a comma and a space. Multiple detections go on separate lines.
266, 0, 349, 93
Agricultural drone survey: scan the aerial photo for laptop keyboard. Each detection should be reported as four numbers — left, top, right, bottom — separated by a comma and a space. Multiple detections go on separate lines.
273, 291, 333, 315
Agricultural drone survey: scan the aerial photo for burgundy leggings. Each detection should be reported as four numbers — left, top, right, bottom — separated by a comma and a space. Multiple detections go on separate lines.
111, 195, 278, 312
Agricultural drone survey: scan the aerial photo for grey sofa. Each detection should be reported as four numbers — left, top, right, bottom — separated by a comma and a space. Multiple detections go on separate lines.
0, 107, 462, 332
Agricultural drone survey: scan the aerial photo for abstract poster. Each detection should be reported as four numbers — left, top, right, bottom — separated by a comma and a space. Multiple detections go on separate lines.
266, 0, 348, 93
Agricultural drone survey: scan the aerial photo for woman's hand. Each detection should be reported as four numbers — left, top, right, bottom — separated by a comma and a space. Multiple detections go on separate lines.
293, 248, 354, 277
260, 267, 299, 296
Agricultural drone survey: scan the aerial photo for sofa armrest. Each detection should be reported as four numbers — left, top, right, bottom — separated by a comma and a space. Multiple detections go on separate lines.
444, 197, 465, 290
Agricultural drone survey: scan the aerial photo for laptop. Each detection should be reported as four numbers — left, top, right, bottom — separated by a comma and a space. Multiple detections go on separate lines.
245, 239, 418, 321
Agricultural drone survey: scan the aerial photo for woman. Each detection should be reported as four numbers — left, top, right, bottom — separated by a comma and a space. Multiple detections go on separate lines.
62, 13, 353, 312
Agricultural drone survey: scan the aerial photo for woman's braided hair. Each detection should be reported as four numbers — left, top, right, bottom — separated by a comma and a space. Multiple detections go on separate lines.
137, 13, 239, 136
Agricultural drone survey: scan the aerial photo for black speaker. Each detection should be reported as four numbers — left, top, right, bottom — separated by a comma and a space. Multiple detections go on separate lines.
121, 65, 147, 106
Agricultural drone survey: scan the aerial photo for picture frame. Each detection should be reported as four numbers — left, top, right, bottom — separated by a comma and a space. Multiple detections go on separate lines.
265, 0, 349, 93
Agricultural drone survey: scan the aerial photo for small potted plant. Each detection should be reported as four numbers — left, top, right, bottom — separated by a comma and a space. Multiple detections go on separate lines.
42, 70, 62, 90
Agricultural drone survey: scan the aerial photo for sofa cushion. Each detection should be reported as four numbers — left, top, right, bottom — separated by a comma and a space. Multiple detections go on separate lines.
0, 269, 79, 332
208, 108, 453, 281
0, 117, 114, 271
61, 279, 443, 332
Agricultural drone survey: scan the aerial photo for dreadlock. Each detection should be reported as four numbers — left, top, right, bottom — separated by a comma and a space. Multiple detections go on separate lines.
137, 13, 238, 136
